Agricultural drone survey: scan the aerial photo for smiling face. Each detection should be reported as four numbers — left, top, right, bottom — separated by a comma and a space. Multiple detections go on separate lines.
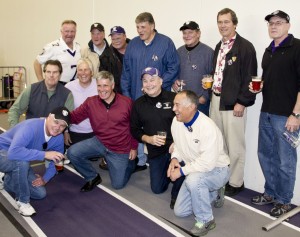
97, 78, 115, 103
182, 29, 200, 47
46, 114, 67, 136
217, 13, 236, 41
142, 74, 162, 97
268, 16, 290, 44
61, 23, 76, 47
136, 21, 155, 43
77, 61, 92, 87
111, 33, 127, 50
173, 93, 196, 123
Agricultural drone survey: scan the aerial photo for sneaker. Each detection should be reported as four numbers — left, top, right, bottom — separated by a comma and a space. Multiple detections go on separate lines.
270, 203, 292, 217
251, 194, 275, 205
16, 201, 36, 217
63, 159, 70, 165
190, 219, 216, 236
0, 172, 4, 190
214, 186, 225, 208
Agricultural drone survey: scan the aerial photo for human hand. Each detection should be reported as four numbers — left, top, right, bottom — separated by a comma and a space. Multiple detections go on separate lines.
233, 103, 245, 117
286, 115, 300, 132
167, 158, 180, 177
64, 132, 72, 146
129, 149, 137, 160
199, 96, 206, 104
44, 151, 65, 163
249, 81, 263, 93
32, 174, 46, 187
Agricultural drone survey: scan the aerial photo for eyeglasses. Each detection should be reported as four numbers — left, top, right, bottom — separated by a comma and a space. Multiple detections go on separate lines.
43, 142, 48, 151
267, 21, 287, 27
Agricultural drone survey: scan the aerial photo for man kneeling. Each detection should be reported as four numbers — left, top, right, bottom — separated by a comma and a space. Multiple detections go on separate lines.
168, 91, 230, 236
0, 107, 70, 216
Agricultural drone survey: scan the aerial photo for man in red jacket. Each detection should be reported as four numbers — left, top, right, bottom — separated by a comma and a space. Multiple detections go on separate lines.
67, 71, 138, 191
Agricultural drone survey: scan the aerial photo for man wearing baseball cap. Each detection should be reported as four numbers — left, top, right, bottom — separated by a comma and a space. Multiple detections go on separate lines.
0, 107, 70, 217
81, 23, 119, 91
173, 21, 214, 116
251, 10, 300, 217
130, 67, 184, 209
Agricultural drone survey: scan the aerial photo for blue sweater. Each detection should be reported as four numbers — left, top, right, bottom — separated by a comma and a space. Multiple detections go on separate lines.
0, 118, 64, 182
121, 32, 180, 100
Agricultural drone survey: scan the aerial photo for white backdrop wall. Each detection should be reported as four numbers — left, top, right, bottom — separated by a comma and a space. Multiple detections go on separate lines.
0, 0, 299, 205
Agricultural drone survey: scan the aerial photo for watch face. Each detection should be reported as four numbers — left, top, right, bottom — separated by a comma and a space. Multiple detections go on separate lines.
292, 113, 300, 118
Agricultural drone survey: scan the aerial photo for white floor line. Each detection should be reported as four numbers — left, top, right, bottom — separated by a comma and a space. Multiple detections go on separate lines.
225, 196, 300, 232
0, 189, 47, 237
65, 165, 185, 237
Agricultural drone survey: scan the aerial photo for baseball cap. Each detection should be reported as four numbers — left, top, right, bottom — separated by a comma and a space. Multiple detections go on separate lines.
109, 26, 126, 36
141, 67, 161, 79
265, 10, 290, 22
50, 107, 71, 127
90, 23, 104, 32
179, 21, 200, 31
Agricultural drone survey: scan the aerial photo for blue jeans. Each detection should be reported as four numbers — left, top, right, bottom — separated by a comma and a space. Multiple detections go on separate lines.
137, 143, 147, 166
67, 136, 135, 190
148, 153, 184, 198
174, 166, 229, 223
198, 99, 210, 117
0, 150, 46, 203
258, 112, 298, 204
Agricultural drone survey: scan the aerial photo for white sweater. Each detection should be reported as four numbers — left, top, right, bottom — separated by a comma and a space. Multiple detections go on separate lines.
171, 112, 230, 175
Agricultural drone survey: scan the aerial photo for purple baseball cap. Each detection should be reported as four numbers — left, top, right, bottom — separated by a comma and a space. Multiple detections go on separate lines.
109, 26, 126, 36
141, 67, 161, 79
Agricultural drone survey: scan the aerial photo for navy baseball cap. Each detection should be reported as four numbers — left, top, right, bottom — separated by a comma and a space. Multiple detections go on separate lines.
109, 26, 126, 36
141, 67, 161, 79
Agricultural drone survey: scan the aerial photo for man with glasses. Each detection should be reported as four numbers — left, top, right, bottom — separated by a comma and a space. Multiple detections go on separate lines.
0, 107, 70, 216
250, 10, 300, 217
34, 20, 81, 84
208, 8, 257, 197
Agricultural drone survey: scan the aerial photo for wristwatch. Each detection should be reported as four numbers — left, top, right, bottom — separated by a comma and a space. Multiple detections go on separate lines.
291, 112, 300, 119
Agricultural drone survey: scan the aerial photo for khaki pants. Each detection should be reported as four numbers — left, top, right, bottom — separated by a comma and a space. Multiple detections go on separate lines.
210, 94, 246, 187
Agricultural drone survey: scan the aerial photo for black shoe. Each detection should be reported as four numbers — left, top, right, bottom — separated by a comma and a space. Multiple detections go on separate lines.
170, 198, 176, 209
133, 165, 147, 173
225, 183, 244, 197
99, 158, 108, 170
80, 174, 102, 192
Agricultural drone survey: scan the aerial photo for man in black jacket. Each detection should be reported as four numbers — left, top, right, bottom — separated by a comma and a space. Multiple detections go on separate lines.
130, 67, 184, 209
208, 8, 257, 196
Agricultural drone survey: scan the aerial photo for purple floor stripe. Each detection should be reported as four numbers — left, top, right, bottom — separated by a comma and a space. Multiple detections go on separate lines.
230, 188, 300, 228
30, 168, 175, 237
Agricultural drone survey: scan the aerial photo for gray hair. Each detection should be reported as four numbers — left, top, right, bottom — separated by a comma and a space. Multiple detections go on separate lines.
178, 90, 199, 109
95, 71, 114, 83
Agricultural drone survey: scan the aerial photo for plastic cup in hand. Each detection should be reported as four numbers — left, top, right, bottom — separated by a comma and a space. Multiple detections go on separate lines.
283, 130, 300, 148
202, 75, 214, 89
157, 131, 167, 145
252, 76, 262, 91
55, 159, 64, 173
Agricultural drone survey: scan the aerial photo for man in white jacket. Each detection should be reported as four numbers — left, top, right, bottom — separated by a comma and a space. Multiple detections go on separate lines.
168, 90, 230, 236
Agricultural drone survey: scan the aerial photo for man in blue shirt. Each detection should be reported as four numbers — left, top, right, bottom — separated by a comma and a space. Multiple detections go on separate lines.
121, 12, 180, 170
0, 107, 70, 216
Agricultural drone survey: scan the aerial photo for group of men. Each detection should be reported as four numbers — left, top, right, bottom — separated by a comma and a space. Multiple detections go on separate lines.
0, 7, 299, 237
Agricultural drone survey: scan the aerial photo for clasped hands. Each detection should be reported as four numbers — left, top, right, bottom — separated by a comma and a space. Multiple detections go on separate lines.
167, 158, 182, 182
